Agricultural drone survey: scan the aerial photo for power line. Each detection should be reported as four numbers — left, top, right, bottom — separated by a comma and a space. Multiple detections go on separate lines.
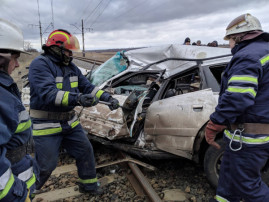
111, 0, 147, 21
92, 0, 147, 29
42, 22, 53, 35
94, 1, 168, 33
89, 0, 112, 27
66, 0, 104, 34
74, 0, 94, 24
84, 0, 105, 24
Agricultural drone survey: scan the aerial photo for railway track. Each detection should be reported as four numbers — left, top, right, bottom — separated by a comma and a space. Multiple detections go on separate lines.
73, 56, 105, 65
33, 151, 162, 202
31, 145, 216, 202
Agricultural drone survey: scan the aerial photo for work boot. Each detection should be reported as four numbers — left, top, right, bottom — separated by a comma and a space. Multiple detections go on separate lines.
78, 185, 104, 195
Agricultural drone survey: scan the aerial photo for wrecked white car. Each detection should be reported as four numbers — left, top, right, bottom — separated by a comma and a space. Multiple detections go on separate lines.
78, 44, 239, 187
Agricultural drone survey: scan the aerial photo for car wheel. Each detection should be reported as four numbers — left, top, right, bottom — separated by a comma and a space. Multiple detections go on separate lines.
204, 138, 269, 188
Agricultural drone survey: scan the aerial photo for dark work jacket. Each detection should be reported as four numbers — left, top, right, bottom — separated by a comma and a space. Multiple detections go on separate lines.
210, 34, 269, 125
29, 53, 110, 113
0, 71, 32, 200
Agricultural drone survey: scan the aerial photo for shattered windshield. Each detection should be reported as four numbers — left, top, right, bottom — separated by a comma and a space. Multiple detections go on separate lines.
88, 51, 128, 86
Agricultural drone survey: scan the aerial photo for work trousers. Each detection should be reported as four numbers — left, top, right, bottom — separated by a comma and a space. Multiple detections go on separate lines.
216, 136, 269, 202
33, 123, 97, 191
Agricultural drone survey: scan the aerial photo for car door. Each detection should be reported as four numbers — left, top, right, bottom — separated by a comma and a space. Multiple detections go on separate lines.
144, 89, 218, 159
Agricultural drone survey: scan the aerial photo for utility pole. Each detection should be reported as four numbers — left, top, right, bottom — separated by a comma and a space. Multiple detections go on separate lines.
37, 0, 43, 47
51, 0, 54, 30
71, 20, 92, 57
82, 19, 85, 57
31, 0, 54, 50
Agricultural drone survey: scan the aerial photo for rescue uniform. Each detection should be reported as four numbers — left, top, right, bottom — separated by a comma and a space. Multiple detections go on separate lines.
210, 34, 269, 202
0, 71, 37, 201
29, 53, 110, 191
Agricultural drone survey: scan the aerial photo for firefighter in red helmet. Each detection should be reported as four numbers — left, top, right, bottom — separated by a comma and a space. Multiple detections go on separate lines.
29, 29, 119, 195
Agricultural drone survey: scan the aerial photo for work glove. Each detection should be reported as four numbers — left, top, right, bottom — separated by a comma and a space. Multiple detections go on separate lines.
78, 94, 99, 107
108, 97, 119, 110
205, 120, 226, 149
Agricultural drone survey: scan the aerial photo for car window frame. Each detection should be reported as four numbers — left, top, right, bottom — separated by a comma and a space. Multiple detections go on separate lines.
104, 70, 164, 89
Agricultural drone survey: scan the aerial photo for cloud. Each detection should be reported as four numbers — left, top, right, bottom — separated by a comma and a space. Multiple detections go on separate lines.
0, 0, 268, 50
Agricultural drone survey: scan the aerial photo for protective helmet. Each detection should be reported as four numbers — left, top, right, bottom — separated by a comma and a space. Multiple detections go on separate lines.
0, 18, 28, 54
224, 13, 262, 40
45, 29, 81, 52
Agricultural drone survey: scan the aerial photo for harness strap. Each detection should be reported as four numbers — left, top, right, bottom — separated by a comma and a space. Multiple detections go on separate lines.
231, 123, 269, 134
30, 109, 75, 120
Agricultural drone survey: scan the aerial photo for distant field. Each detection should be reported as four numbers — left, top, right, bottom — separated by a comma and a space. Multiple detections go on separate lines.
11, 52, 116, 91
73, 51, 116, 62
11, 52, 40, 90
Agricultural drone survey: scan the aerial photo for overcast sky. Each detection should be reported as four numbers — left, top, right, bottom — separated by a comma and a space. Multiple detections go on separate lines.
1, 0, 269, 51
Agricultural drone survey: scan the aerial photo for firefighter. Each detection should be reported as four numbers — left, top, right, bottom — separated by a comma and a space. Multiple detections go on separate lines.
206, 13, 269, 201
28, 29, 119, 194
0, 18, 38, 201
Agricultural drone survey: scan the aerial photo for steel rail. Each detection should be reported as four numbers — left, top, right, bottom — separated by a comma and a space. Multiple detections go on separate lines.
118, 152, 162, 202
128, 162, 162, 202
72, 56, 104, 65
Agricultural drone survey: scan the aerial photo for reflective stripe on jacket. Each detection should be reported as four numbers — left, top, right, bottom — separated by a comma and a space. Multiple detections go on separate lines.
0, 168, 13, 199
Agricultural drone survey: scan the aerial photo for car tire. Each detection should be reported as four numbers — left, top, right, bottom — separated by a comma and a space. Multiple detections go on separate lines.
204, 138, 226, 188
204, 138, 269, 188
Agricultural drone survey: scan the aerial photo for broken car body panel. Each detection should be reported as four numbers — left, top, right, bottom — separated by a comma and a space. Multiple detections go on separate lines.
77, 95, 129, 140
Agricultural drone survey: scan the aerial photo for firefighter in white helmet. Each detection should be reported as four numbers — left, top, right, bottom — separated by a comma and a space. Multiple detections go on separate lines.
0, 18, 38, 201
206, 13, 269, 202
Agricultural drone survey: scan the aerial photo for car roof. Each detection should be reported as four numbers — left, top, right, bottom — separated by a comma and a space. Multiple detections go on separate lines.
124, 44, 232, 78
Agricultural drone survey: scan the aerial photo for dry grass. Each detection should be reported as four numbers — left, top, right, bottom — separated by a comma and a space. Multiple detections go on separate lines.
11, 52, 40, 90
73, 51, 116, 62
